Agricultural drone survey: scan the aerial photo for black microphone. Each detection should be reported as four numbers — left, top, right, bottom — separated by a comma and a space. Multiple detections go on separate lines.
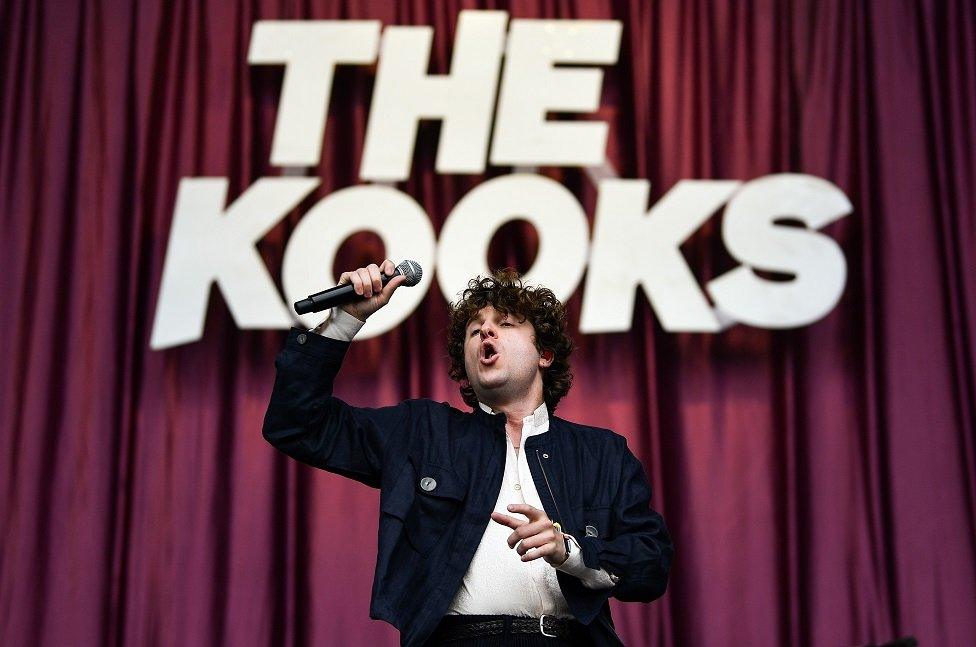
293, 260, 423, 315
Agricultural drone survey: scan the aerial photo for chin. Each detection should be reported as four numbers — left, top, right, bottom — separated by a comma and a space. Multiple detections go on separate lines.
474, 377, 506, 393
472, 373, 510, 395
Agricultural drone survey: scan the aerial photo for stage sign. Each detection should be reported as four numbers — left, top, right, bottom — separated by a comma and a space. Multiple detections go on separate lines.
150, 11, 851, 350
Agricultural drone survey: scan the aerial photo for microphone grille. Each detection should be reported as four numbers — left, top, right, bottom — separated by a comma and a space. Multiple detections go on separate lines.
396, 259, 423, 286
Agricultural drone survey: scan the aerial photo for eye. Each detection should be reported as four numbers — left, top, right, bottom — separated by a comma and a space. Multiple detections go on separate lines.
470, 329, 480, 337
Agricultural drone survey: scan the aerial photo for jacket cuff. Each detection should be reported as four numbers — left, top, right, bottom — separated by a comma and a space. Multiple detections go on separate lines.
578, 535, 605, 572
284, 327, 351, 361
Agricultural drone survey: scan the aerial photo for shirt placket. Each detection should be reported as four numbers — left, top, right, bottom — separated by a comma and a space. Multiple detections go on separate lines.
518, 421, 554, 617
507, 441, 526, 504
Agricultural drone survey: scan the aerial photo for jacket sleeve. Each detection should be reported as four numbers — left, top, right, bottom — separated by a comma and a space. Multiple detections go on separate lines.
577, 442, 674, 602
262, 328, 410, 489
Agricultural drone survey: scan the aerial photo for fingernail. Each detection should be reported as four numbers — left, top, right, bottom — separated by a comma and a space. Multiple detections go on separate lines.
507, 505, 515, 511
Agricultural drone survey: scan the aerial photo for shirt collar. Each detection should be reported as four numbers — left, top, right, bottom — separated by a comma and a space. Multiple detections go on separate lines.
478, 400, 549, 433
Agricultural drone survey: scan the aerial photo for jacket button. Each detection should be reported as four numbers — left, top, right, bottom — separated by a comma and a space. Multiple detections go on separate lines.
420, 477, 437, 492
296, 333, 308, 345
585, 525, 598, 537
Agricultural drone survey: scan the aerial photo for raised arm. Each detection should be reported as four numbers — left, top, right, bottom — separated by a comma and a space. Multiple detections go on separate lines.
262, 261, 408, 488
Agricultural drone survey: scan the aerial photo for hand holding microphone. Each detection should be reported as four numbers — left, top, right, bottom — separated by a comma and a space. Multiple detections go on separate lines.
293, 259, 423, 322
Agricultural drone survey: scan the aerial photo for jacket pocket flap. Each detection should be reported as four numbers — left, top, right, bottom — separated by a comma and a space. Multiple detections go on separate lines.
408, 455, 467, 502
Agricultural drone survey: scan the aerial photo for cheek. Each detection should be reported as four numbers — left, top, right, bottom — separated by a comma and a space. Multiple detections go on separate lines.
514, 342, 541, 366
463, 341, 479, 366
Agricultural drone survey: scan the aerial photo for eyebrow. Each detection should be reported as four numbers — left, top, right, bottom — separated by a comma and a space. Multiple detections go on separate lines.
467, 311, 521, 329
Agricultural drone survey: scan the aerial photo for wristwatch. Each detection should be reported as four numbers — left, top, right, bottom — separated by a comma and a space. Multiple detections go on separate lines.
560, 534, 573, 565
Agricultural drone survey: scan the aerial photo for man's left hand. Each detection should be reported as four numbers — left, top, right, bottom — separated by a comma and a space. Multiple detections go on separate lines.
491, 504, 568, 566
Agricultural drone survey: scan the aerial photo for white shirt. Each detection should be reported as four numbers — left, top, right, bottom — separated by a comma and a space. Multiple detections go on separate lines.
313, 309, 615, 617
447, 400, 615, 617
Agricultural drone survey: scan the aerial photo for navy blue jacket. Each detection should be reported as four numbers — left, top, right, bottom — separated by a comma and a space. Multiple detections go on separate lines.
263, 329, 673, 646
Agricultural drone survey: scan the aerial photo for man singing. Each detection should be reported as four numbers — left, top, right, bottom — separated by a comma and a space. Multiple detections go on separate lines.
263, 260, 673, 646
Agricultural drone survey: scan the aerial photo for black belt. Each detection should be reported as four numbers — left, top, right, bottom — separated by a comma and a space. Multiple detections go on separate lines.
429, 614, 585, 642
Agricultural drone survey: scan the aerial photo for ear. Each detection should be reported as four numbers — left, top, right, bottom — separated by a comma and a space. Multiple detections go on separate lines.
539, 349, 554, 368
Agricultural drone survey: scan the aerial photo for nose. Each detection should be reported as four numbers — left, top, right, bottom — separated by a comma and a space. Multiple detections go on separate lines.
479, 322, 497, 339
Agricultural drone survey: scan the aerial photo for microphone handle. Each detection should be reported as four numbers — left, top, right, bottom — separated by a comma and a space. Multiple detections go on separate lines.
293, 272, 395, 315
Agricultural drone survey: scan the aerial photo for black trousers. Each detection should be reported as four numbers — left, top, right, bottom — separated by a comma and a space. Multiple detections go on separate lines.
423, 615, 594, 646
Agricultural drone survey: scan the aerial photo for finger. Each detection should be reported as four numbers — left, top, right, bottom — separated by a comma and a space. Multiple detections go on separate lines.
505, 504, 546, 521
346, 270, 364, 295
356, 268, 373, 297
367, 264, 383, 294
379, 274, 407, 302
506, 520, 553, 548
491, 511, 527, 530
381, 259, 396, 276
521, 542, 558, 562
515, 530, 558, 555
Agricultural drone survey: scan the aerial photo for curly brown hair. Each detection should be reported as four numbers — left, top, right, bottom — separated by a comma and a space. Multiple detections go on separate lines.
447, 269, 574, 411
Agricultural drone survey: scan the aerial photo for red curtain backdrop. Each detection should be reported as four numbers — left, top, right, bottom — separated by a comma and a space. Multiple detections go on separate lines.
2, 1, 975, 645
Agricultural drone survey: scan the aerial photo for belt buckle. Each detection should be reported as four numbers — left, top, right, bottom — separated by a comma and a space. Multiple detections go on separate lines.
539, 614, 558, 638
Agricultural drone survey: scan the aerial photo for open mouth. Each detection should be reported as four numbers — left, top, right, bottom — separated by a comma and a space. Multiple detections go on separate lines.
480, 341, 499, 365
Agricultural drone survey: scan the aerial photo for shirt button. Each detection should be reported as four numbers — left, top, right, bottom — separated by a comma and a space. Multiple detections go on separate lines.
514, 484, 521, 490
296, 333, 307, 345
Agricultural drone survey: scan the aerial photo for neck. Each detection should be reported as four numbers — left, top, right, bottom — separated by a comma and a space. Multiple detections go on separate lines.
477, 376, 545, 423
479, 394, 545, 451
490, 400, 544, 425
